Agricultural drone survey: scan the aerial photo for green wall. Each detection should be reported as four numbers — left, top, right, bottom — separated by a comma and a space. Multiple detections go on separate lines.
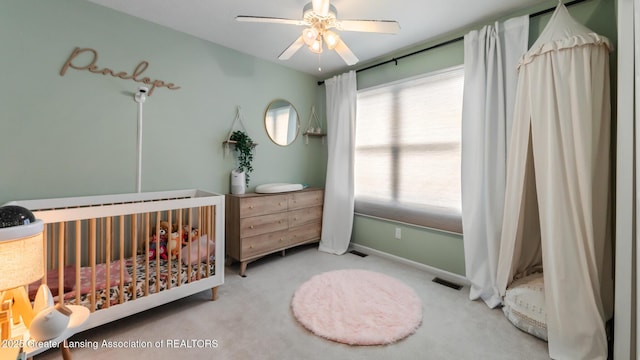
0, 0, 326, 205
0, 0, 616, 278
351, 0, 617, 276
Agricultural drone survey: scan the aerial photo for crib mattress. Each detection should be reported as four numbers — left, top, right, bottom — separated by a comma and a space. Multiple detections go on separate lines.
61, 255, 216, 311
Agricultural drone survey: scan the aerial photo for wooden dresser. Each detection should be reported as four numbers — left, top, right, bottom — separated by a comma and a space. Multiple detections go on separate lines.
225, 188, 323, 276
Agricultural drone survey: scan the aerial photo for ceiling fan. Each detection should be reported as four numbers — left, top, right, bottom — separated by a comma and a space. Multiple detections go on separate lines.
236, 0, 400, 66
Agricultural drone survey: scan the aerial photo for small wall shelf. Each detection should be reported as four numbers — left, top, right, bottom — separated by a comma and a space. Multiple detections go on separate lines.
223, 140, 258, 147
303, 132, 326, 144
303, 132, 326, 137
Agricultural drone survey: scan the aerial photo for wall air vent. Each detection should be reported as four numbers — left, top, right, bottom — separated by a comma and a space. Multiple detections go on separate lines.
348, 250, 368, 258
432, 277, 463, 290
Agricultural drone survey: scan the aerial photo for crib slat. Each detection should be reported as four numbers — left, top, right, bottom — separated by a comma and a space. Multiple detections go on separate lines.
167, 211, 172, 290
154, 213, 161, 294
187, 208, 193, 282
58, 222, 65, 304
75, 221, 81, 306
119, 215, 125, 305
131, 214, 137, 301
89, 218, 97, 312
207, 205, 213, 276
144, 212, 150, 297
104, 216, 112, 310
176, 208, 183, 287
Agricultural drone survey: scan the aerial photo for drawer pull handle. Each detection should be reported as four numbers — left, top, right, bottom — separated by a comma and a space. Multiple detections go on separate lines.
250, 245, 254, 249
250, 225, 254, 229
250, 205, 254, 209
279, 238, 283, 242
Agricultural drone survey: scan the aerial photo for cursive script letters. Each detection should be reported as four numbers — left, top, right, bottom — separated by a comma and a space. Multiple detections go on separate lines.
60, 47, 181, 95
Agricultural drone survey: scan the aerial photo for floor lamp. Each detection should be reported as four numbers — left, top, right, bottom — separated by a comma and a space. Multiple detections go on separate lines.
0, 205, 44, 339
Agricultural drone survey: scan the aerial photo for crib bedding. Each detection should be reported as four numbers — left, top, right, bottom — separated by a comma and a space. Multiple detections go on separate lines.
35, 255, 216, 311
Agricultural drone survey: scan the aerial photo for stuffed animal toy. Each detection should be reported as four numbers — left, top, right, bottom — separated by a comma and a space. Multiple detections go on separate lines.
168, 231, 182, 259
148, 241, 168, 261
148, 221, 171, 261
151, 221, 171, 241
182, 226, 199, 243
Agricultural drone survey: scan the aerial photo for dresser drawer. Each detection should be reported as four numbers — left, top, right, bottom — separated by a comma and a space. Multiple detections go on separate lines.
289, 222, 321, 245
240, 213, 288, 237
288, 206, 323, 227
288, 190, 323, 210
241, 230, 289, 259
240, 195, 288, 218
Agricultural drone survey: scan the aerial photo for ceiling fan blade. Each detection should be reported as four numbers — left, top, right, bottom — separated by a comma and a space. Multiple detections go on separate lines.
279, 36, 305, 60
312, 0, 330, 16
334, 39, 359, 66
236, 16, 305, 26
336, 20, 401, 34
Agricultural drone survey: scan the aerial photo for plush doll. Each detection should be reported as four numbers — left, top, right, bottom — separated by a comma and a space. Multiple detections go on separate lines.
148, 241, 168, 261
182, 226, 199, 243
151, 221, 170, 242
168, 231, 182, 259
148, 221, 171, 261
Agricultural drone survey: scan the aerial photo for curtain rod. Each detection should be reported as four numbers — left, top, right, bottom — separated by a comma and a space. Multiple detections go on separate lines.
317, 0, 590, 86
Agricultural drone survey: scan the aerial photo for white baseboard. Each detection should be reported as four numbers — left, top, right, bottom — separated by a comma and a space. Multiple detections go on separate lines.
349, 243, 470, 287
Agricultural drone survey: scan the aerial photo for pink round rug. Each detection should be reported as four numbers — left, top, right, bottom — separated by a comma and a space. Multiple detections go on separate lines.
291, 269, 422, 345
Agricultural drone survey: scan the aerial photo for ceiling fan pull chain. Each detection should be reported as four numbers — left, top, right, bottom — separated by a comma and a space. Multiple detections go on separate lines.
318, 52, 322, 72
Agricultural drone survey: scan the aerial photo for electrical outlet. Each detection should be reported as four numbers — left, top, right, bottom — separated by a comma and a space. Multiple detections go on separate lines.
395, 227, 401, 239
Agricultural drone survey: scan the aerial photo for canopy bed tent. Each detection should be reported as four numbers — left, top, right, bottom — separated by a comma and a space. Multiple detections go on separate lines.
496, 4, 613, 359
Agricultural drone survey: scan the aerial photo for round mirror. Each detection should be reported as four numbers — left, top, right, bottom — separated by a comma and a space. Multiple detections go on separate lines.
264, 99, 300, 146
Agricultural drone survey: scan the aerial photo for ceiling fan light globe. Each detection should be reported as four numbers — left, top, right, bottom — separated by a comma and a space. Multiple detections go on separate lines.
302, 27, 319, 46
324, 30, 340, 50
309, 38, 323, 54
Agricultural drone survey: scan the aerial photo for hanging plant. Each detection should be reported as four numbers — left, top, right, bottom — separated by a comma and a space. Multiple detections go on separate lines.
230, 130, 254, 186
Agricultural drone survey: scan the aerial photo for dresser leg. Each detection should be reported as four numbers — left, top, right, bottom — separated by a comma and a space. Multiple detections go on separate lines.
211, 287, 218, 301
280, 249, 286, 257
239, 262, 247, 277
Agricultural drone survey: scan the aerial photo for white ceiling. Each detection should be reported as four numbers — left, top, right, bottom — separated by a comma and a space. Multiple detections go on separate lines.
86, 0, 547, 78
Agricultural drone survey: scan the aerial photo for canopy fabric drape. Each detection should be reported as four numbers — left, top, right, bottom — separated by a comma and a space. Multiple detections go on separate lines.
319, 71, 356, 255
461, 15, 529, 308
496, 4, 613, 359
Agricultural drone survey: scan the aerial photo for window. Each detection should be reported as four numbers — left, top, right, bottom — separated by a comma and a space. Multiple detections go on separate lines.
354, 66, 464, 234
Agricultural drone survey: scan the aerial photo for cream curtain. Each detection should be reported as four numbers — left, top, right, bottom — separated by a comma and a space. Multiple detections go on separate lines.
497, 4, 613, 359
614, 0, 638, 358
461, 15, 528, 308
319, 71, 356, 255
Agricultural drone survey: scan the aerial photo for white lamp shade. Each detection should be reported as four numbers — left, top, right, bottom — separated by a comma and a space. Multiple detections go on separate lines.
0, 219, 44, 290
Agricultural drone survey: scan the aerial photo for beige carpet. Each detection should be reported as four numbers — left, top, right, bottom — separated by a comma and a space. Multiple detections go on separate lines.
35, 244, 550, 360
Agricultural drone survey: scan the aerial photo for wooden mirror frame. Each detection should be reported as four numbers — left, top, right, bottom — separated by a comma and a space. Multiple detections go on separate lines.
264, 99, 300, 146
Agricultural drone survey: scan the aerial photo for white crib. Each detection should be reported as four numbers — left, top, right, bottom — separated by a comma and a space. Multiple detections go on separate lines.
6, 189, 225, 332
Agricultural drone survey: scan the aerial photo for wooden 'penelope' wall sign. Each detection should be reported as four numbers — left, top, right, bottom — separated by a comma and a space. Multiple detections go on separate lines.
60, 47, 181, 96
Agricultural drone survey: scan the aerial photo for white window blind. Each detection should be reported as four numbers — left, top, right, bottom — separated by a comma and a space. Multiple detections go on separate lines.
354, 66, 464, 234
